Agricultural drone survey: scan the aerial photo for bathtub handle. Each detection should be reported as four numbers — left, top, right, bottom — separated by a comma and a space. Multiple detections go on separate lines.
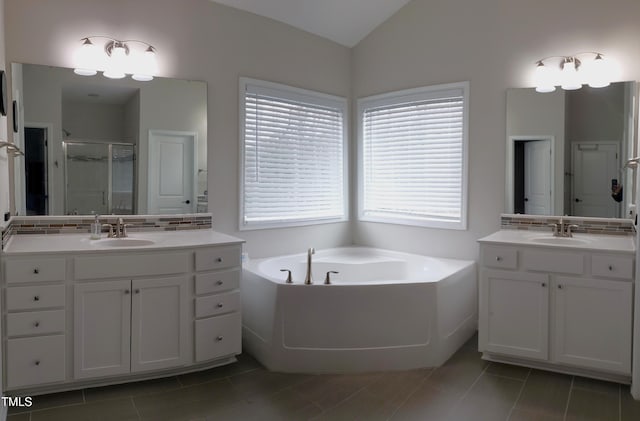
324, 271, 339, 285
280, 269, 293, 284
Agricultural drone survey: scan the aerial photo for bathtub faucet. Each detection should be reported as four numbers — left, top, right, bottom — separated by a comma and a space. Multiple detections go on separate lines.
304, 247, 315, 285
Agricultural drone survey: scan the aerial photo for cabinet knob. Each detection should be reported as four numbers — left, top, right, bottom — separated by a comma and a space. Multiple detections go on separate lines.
34, 321, 40, 328
33, 295, 40, 301
608, 265, 613, 271
541, 283, 546, 287
216, 280, 224, 286
558, 285, 563, 289
216, 257, 223, 263
495, 256, 502, 262
217, 303, 224, 308
33, 268, 40, 274
34, 360, 40, 366
134, 289, 140, 294
216, 335, 223, 341
124, 290, 130, 295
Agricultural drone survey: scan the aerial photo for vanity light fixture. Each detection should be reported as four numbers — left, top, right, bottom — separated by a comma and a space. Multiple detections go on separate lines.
74, 36, 158, 81
534, 52, 611, 93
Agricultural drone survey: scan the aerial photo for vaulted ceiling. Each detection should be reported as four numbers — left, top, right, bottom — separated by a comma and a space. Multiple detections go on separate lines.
210, 0, 412, 47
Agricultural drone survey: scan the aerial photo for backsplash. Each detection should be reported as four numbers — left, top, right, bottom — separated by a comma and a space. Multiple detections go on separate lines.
1, 214, 212, 249
500, 214, 634, 235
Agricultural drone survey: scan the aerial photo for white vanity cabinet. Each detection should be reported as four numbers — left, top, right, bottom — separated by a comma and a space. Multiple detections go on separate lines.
1, 231, 244, 394
73, 276, 188, 379
479, 240, 634, 381
193, 247, 242, 362
3, 256, 67, 389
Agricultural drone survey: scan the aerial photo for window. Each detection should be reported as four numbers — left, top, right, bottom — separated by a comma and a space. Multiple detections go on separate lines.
240, 78, 348, 229
358, 82, 469, 230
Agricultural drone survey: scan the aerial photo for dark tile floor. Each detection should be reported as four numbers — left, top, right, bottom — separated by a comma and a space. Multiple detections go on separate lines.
7, 334, 640, 420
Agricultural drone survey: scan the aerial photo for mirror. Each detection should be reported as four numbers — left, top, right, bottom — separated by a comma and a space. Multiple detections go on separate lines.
11, 63, 207, 216
506, 81, 638, 218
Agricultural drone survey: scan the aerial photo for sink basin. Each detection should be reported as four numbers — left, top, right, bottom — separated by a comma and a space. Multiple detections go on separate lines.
530, 236, 591, 246
100, 238, 155, 247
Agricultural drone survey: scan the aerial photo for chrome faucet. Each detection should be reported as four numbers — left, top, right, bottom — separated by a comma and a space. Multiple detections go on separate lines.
304, 247, 315, 285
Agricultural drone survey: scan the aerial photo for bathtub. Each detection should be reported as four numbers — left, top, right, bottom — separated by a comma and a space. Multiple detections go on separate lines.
241, 247, 477, 373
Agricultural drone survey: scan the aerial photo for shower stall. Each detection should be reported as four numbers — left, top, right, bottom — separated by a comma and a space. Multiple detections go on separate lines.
64, 141, 135, 215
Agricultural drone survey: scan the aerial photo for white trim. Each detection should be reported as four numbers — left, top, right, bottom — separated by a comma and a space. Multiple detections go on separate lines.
238, 77, 349, 231
505, 135, 555, 215
357, 81, 469, 230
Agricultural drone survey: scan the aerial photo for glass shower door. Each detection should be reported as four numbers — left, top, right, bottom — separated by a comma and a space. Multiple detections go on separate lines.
65, 142, 109, 215
64, 141, 135, 215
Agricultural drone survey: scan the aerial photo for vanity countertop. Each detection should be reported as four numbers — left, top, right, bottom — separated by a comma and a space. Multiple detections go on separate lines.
2, 229, 244, 255
478, 229, 636, 254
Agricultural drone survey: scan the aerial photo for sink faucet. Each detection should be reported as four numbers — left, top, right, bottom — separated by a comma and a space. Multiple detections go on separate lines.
115, 218, 129, 238
549, 216, 579, 237
304, 247, 315, 285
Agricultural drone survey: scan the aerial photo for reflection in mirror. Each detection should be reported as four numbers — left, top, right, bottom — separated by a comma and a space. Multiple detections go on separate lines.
506, 81, 638, 218
11, 63, 207, 216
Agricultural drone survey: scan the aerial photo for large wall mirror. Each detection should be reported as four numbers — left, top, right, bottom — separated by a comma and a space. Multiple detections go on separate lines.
505, 81, 638, 218
11, 63, 207, 216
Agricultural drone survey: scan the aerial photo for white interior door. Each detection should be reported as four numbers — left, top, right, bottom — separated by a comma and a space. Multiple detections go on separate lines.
524, 140, 552, 215
572, 142, 619, 217
148, 131, 196, 214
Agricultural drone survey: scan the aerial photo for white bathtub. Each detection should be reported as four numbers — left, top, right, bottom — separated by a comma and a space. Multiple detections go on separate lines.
241, 247, 478, 373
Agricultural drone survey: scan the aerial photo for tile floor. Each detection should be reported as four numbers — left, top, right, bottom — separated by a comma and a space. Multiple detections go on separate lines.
7, 334, 640, 420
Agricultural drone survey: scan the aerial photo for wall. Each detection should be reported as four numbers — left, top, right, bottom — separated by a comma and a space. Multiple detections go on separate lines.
5, 0, 352, 258
0, 0, 9, 229
506, 88, 565, 215
352, 0, 640, 260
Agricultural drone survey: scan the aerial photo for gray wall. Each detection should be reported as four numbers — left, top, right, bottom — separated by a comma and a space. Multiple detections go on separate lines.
0, 0, 9, 228
352, 0, 640, 259
4, 0, 640, 260
4, 0, 352, 258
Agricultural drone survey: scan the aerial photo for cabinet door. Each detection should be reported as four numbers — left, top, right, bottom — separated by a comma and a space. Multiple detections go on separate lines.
554, 277, 632, 374
74, 280, 131, 379
479, 270, 549, 360
131, 276, 188, 372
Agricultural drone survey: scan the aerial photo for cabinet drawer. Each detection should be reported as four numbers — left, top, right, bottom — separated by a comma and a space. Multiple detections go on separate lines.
196, 291, 240, 318
591, 255, 634, 280
522, 250, 584, 274
5, 258, 66, 284
6, 285, 66, 311
195, 269, 240, 295
195, 313, 241, 362
75, 252, 189, 280
195, 246, 241, 272
482, 246, 517, 269
7, 310, 66, 337
6, 335, 66, 389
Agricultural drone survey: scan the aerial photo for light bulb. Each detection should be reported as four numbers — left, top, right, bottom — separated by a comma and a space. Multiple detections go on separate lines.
74, 38, 99, 76
103, 43, 128, 79
534, 61, 556, 93
132, 46, 158, 82
586, 54, 610, 88
560, 57, 582, 90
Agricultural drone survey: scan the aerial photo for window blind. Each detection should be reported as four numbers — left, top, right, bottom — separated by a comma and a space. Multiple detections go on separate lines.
242, 81, 346, 227
359, 84, 468, 228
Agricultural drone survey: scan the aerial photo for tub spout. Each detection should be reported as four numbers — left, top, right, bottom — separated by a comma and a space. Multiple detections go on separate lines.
305, 247, 315, 284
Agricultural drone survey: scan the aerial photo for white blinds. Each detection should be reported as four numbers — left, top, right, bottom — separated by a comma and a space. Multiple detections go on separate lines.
360, 85, 467, 227
242, 81, 346, 227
